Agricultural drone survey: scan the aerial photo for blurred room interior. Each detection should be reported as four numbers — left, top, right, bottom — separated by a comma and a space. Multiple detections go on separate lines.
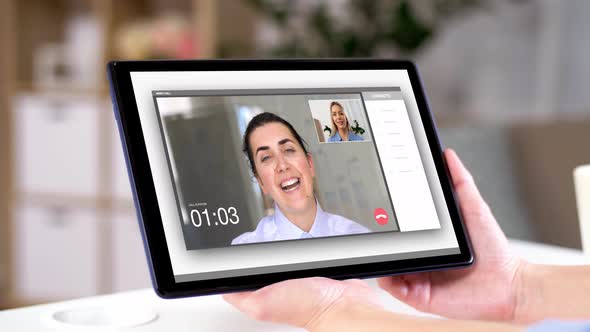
0, 0, 589, 309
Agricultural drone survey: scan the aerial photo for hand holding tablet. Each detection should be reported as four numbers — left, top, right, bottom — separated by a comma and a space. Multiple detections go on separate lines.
224, 149, 523, 329
107, 59, 473, 298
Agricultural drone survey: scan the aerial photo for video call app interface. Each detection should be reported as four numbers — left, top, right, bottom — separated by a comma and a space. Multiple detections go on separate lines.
153, 87, 441, 251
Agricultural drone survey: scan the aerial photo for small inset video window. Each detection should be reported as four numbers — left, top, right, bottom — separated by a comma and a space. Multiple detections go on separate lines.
308, 98, 373, 143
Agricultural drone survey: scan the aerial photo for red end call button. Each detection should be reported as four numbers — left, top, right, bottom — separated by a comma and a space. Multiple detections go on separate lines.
374, 208, 389, 225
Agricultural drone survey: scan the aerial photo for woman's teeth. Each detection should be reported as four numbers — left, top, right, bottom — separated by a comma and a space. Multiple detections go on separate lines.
280, 178, 300, 192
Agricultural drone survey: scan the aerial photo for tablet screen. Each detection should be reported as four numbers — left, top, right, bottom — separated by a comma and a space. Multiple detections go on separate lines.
128, 69, 460, 283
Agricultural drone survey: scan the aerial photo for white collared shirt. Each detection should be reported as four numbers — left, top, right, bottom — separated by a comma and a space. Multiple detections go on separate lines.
231, 202, 369, 245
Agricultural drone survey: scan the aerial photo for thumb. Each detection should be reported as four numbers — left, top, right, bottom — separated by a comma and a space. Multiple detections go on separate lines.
223, 292, 259, 317
223, 289, 284, 322
377, 273, 431, 310
444, 149, 491, 221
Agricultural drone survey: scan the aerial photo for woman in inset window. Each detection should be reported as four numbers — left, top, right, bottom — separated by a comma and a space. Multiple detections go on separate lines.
328, 101, 364, 142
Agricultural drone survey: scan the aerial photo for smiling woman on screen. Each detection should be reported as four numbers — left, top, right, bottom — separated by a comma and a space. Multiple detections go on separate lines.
328, 101, 364, 142
231, 112, 369, 245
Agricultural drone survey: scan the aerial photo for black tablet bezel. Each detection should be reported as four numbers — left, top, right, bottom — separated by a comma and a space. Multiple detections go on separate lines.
107, 59, 473, 298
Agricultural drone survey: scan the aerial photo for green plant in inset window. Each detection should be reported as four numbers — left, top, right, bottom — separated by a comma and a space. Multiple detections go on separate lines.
351, 120, 365, 136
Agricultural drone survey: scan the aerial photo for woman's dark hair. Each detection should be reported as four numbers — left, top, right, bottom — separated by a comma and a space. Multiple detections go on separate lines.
243, 112, 309, 176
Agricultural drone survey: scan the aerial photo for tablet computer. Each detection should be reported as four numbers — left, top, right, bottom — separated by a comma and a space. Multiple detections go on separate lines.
107, 59, 473, 298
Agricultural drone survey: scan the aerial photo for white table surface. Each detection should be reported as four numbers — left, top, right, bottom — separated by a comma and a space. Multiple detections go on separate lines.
0, 239, 586, 331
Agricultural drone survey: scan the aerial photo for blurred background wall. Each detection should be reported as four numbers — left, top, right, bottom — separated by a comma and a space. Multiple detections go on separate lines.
0, 0, 589, 309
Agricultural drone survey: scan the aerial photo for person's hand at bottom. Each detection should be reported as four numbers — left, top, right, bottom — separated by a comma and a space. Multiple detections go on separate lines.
224, 148, 528, 331
223, 276, 522, 332
223, 277, 381, 330
378, 148, 524, 321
